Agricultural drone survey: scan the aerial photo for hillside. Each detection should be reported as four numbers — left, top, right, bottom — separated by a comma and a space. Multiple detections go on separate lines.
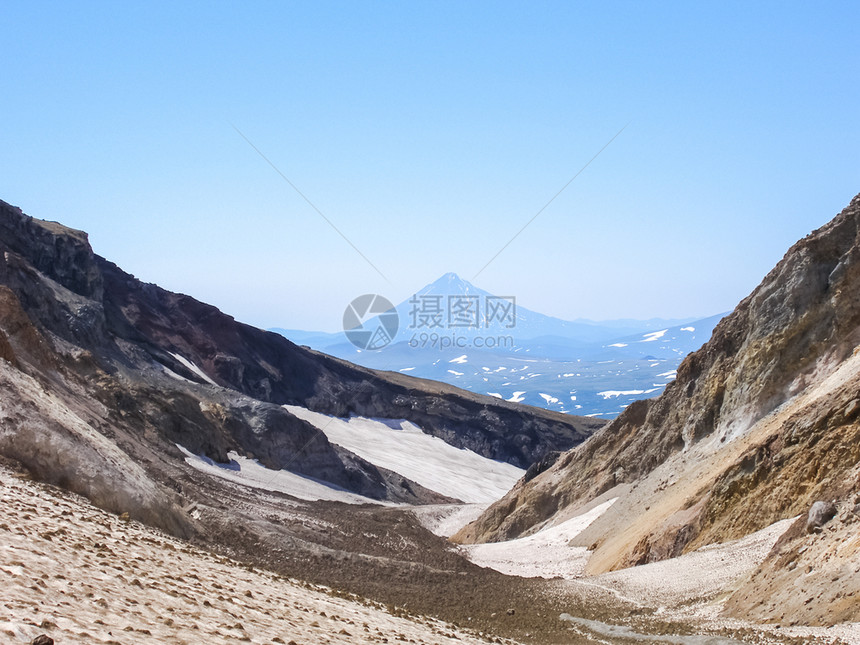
0, 197, 601, 517
455, 192, 860, 626
0, 197, 612, 643
4, 194, 860, 643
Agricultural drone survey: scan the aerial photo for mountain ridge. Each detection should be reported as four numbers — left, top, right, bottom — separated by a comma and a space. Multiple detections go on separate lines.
0, 197, 601, 511
454, 192, 860, 625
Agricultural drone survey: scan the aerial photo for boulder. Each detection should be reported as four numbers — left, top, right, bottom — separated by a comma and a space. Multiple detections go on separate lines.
806, 501, 837, 533
31, 636, 54, 645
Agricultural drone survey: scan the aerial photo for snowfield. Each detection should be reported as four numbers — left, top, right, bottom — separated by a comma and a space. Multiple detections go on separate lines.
461, 499, 617, 578
177, 445, 387, 505
642, 329, 668, 342
284, 406, 524, 504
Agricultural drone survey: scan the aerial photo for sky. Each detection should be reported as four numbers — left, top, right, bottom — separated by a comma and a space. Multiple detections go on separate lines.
2, 1, 858, 332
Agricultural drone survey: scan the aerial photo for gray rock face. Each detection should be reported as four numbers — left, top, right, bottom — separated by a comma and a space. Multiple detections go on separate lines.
0, 197, 602, 515
458, 192, 860, 544
94, 255, 602, 468
0, 200, 102, 300
806, 501, 837, 533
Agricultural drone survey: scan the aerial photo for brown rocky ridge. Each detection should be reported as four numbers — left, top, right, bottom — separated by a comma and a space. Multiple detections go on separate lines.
455, 192, 860, 627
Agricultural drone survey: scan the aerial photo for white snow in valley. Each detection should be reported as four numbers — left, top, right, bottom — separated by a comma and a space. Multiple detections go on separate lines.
177, 445, 386, 505
642, 329, 668, 342
487, 392, 503, 399
399, 367, 415, 372
461, 499, 617, 578
169, 352, 218, 386
449, 354, 468, 364
507, 391, 526, 403
447, 370, 464, 376
586, 517, 798, 608
598, 389, 646, 399
160, 363, 192, 383
539, 393, 559, 404
657, 370, 678, 379
410, 503, 490, 537
680, 326, 695, 332
608, 343, 628, 348
284, 406, 524, 504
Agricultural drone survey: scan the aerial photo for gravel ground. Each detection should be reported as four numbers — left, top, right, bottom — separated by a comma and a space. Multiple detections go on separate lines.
0, 467, 516, 645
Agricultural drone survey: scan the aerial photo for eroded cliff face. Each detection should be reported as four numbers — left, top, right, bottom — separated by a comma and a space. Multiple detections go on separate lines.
0, 196, 603, 523
454, 193, 860, 623
96, 254, 602, 469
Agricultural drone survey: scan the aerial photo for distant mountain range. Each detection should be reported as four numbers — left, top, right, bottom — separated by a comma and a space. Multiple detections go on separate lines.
273, 273, 726, 418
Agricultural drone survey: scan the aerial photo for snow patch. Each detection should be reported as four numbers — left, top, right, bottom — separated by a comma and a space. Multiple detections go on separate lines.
449, 355, 468, 364
177, 444, 384, 505
462, 499, 617, 578
411, 503, 490, 538
284, 406, 524, 504
598, 389, 646, 399
641, 329, 668, 342
169, 352, 218, 386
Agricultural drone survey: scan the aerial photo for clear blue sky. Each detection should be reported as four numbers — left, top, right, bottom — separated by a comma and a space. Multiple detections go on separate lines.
2, 1, 858, 331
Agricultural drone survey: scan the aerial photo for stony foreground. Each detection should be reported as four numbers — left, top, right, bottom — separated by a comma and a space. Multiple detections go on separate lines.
0, 466, 515, 645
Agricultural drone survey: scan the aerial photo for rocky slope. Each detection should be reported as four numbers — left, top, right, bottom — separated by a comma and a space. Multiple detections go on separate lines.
0, 465, 516, 645
0, 197, 610, 642
0, 198, 602, 518
0, 198, 600, 472
455, 192, 860, 625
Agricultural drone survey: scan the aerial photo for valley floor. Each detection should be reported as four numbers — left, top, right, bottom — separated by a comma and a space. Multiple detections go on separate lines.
4, 461, 858, 645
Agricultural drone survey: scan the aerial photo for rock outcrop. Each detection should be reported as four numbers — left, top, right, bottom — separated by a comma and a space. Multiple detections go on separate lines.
806, 500, 837, 533
0, 196, 602, 521
454, 192, 860, 624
